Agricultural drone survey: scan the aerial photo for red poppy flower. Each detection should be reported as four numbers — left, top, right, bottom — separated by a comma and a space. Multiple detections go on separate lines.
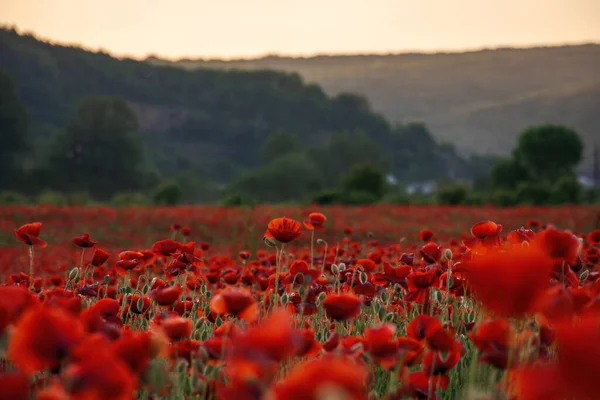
535, 227, 581, 265
510, 364, 565, 400
63, 347, 136, 400
239, 251, 251, 260
14, 222, 46, 247
0, 372, 29, 400
469, 319, 513, 369
323, 293, 362, 321
210, 287, 258, 322
364, 324, 401, 368
344, 227, 353, 235
407, 315, 443, 341
181, 226, 191, 237
264, 217, 303, 244
150, 281, 183, 306
553, 314, 600, 400
323, 332, 340, 352
90, 247, 110, 267
0, 285, 37, 335
464, 246, 553, 317
160, 317, 193, 342
587, 229, 600, 245
71, 232, 98, 248
402, 371, 449, 399
303, 212, 327, 230
419, 229, 434, 242
470, 221, 502, 238
294, 329, 322, 358
422, 350, 461, 375
111, 331, 154, 375
151, 239, 182, 257
8, 305, 85, 374
355, 259, 377, 272
507, 227, 535, 245
420, 242, 441, 264
270, 356, 367, 400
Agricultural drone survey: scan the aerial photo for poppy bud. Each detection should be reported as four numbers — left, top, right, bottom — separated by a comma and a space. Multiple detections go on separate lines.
281, 293, 289, 305
142, 284, 149, 294
338, 263, 346, 271
580, 270, 589, 283
444, 248, 453, 260
103, 275, 110, 284
136, 297, 145, 312
359, 271, 368, 284
381, 290, 389, 303
215, 316, 223, 327
195, 319, 204, 330
316, 238, 327, 245
331, 264, 339, 275
317, 292, 326, 305
68, 267, 79, 281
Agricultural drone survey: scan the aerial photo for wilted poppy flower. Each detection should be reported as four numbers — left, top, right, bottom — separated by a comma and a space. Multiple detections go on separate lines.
14, 222, 46, 247
419, 229, 434, 242
0, 372, 30, 400
270, 356, 367, 400
210, 286, 258, 322
469, 319, 513, 369
464, 246, 553, 317
264, 217, 302, 244
8, 305, 85, 374
323, 293, 362, 321
90, 247, 110, 267
72, 232, 98, 248
304, 212, 327, 230
535, 227, 581, 266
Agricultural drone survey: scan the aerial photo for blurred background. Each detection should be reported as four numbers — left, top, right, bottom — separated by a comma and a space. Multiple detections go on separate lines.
0, 0, 599, 206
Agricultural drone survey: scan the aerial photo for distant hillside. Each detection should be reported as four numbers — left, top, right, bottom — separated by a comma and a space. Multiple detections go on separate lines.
151, 45, 600, 171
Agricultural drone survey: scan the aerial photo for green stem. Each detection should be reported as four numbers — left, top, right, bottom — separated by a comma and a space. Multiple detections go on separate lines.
28, 246, 34, 291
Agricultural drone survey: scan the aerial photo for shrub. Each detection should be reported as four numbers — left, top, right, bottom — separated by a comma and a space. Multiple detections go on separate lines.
550, 176, 583, 204
153, 183, 183, 206
110, 192, 151, 206
340, 190, 379, 205
436, 185, 468, 205
342, 165, 386, 200
221, 193, 256, 208
515, 181, 552, 205
490, 189, 518, 207
0, 191, 29, 205
311, 190, 345, 205
37, 190, 67, 206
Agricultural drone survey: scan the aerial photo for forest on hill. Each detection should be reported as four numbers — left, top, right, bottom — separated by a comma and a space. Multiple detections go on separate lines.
152, 44, 600, 172
0, 27, 493, 203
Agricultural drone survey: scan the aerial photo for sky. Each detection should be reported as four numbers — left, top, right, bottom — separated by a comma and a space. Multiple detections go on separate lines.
2, 0, 599, 59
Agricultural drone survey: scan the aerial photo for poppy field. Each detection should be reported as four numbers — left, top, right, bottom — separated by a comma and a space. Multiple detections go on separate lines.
1, 204, 600, 400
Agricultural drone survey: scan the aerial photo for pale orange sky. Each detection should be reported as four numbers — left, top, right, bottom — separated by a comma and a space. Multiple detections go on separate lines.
2, 0, 599, 59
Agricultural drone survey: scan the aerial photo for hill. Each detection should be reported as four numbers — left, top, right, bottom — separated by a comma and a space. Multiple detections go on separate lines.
152, 45, 600, 171
0, 27, 483, 199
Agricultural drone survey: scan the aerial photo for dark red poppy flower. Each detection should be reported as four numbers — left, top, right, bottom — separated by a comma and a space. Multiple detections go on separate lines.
14, 222, 46, 247
152, 239, 183, 257
364, 324, 401, 368
264, 217, 303, 244
420, 242, 441, 264
355, 259, 377, 272
323, 293, 362, 321
464, 246, 553, 317
210, 286, 258, 322
181, 226, 191, 237
239, 251, 251, 260
303, 212, 327, 230
323, 332, 340, 352
535, 227, 581, 265
8, 305, 85, 374
344, 227, 353, 235
171, 339, 201, 363
407, 315, 443, 341
270, 356, 367, 400
72, 232, 98, 248
294, 329, 322, 358
469, 319, 513, 369
90, 247, 110, 267
587, 229, 600, 245
419, 229, 434, 242
0, 372, 29, 400
402, 371, 449, 399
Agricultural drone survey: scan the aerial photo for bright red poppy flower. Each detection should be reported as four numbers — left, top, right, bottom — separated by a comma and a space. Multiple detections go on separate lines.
14, 222, 46, 247
160, 317, 193, 342
303, 212, 327, 230
210, 286, 258, 322
8, 305, 85, 374
90, 247, 110, 267
470, 221, 502, 238
535, 227, 581, 266
469, 319, 513, 369
264, 217, 303, 244
464, 246, 553, 317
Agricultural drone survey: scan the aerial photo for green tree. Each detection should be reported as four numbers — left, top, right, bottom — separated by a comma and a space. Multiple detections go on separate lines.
514, 125, 583, 181
0, 70, 30, 187
46, 96, 145, 198
259, 131, 301, 164
342, 164, 387, 200
490, 158, 530, 189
